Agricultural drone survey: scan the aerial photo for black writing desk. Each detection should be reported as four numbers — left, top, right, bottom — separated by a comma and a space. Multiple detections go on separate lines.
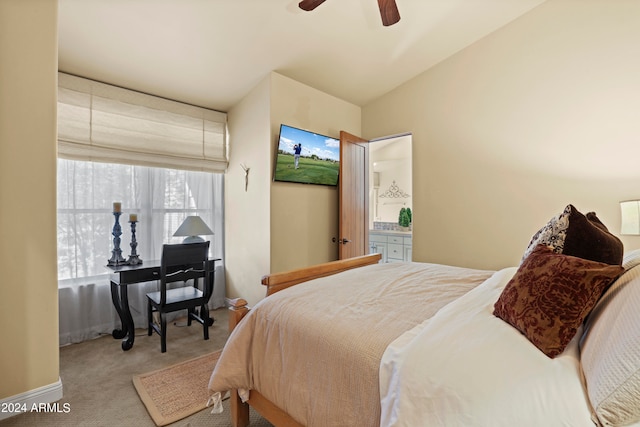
108, 258, 220, 351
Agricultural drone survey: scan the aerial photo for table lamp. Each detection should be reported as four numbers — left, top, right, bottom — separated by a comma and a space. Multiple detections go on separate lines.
173, 216, 214, 243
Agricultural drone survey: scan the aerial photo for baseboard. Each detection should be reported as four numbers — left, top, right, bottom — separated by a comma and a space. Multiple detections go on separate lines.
0, 378, 63, 421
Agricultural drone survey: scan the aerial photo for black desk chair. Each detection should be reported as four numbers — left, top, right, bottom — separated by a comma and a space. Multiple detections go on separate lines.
147, 242, 215, 353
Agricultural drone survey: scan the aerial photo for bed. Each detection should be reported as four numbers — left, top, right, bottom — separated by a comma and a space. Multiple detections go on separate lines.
208, 204, 640, 427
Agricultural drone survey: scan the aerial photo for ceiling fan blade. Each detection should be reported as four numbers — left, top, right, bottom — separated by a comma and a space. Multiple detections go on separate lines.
378, 0, 400, 26
299, 0, 327, 12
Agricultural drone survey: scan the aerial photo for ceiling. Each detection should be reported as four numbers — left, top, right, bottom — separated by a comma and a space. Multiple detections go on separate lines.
58, 0, 546, 112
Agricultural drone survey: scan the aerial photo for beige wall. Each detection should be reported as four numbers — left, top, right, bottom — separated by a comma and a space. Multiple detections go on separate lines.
225, 72, 361, 306
270, 73, 361, 273
363, 0, 640, 270
225, 75, 272, 306
0, 0, 59, 399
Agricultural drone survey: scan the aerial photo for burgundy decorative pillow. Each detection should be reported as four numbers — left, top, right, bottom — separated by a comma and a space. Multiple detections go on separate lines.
495, 245, 623, 358
521, 204, 623, 266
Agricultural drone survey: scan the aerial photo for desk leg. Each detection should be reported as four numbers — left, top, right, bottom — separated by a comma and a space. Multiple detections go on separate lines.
119, 284, 135, 351
110, 280, 127, 340
110, 280, 135, 350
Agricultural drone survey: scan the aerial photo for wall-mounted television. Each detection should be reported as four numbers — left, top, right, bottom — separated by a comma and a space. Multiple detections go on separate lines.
273, 124, 340, 186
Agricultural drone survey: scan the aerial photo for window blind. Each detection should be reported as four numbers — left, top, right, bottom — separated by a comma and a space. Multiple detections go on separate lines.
57, 72, 228, 172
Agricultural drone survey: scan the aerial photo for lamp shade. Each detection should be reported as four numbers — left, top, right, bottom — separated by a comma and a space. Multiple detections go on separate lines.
173, 216, 214, 243
620, 200, 640, 235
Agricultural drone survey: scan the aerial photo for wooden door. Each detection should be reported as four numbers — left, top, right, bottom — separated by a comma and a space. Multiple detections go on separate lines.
339, 131, 369, 259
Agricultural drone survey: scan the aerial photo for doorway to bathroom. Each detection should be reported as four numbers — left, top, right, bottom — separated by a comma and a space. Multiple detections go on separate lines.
368, 133, 412, 262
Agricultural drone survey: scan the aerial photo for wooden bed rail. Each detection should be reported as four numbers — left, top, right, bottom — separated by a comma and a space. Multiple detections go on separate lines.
261, 253, 382, 296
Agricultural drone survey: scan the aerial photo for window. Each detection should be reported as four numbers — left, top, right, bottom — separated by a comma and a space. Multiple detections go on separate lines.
57, 158, 225, 344
57, 159, 223, 281
56, 73, 228, 345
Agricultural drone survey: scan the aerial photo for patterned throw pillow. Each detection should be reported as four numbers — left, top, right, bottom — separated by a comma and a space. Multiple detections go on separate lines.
521, 206, 570, 262
495, 245, 623, 358
521, 204, 623, 266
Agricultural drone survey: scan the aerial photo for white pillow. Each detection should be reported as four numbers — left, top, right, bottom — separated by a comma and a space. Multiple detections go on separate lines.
580, 265, 640, 426
622, 249, 640, 271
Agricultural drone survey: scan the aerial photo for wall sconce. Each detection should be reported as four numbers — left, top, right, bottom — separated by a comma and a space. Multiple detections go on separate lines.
620, 200, 640, 235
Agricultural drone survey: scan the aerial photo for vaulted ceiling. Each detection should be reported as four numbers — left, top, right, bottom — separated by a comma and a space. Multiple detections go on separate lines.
58, 0, 546, 112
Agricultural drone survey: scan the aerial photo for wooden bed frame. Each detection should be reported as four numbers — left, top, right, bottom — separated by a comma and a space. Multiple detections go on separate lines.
224, 253, 382, 427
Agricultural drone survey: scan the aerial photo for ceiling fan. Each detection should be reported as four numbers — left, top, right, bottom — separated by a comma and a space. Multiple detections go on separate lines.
298, 0, 401, 27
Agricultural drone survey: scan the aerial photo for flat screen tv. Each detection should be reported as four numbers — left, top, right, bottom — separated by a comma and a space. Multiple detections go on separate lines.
273, 124, 340, 186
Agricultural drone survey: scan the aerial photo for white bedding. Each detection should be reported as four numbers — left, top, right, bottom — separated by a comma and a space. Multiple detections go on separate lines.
379, 267, 596, 427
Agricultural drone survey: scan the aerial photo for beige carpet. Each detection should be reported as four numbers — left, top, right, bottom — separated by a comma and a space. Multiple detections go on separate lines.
133, 350, 222, 426
0, 310, 272, 427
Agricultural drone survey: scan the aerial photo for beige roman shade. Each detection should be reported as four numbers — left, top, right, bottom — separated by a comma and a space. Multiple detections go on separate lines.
57, 72, 228, 172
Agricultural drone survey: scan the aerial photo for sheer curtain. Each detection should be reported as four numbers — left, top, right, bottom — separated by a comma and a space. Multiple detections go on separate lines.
57, 159, 225, 345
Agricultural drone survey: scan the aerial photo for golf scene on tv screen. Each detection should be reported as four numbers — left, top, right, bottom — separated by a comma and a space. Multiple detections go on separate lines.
273, 124, 340, 186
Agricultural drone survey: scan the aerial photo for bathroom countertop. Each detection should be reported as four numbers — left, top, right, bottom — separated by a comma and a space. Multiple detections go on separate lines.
369, 229, 412, 236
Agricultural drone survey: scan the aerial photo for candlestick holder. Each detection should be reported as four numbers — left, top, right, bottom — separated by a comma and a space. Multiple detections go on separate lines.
127, 220, 142, 265
107, 211, 127, 266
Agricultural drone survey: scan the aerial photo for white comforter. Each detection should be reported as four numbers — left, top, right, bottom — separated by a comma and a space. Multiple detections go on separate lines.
379, 267, 596, 427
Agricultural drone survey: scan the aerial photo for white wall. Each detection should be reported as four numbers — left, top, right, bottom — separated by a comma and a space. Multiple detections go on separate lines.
363, 0, 640, 270
371, 137, 412, 224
